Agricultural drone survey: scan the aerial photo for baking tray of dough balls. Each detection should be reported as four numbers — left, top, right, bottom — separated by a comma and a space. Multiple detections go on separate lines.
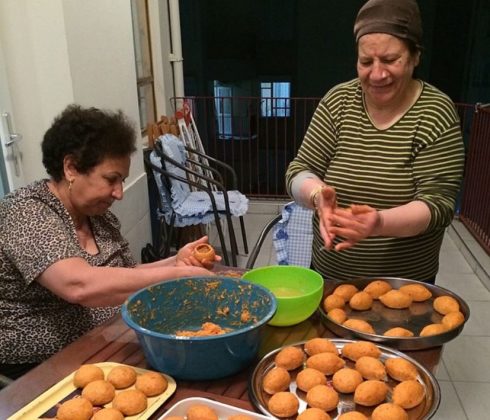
318, 277, 470, 350
249, 338, 440, 420
8, 362, 176, 420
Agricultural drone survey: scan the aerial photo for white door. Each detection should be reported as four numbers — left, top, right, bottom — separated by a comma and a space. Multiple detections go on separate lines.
0, 38, 25, 198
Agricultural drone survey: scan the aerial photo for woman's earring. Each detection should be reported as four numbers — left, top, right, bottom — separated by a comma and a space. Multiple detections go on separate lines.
68, 179, 73, 192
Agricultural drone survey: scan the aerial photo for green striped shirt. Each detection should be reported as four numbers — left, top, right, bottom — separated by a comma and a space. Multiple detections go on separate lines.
286, 79, 465, 282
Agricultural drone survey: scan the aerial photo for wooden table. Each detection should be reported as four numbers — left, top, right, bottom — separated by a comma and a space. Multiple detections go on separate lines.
0, 310, 442, 419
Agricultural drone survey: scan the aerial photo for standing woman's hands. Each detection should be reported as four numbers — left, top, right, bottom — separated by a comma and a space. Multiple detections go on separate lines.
314, 186, 338, 250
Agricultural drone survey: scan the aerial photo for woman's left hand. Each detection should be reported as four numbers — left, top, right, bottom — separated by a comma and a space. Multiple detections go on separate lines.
328, 204, 380, 251
175, 236, 221, 268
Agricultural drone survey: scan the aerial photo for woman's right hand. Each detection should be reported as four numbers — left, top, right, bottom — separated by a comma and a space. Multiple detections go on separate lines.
315, 186, 338, 250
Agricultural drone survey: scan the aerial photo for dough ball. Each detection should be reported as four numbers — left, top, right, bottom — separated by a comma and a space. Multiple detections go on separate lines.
354, 356, 386, 381
304, 337, 338, 356
323, 294, 345, 312
295, 367, 327, 392
193, 243, 216, 263
349, 292, 373, 311
332, 368, 363, 393
342, 318, 375, 334
392, 380, 425, 409
228, 415, 255, 420
399, 284, 432, 302
379, 290, 412, 309
81, 380, 115, 406
385, 357, 418, 381
135, 371, 168, 396
56, 397, 93, 420
441, 311, 465, 330
297, 407, 331, 420
338, 412, 368, 420
341, 341, 381, 361
274, 346, 305, 370
165, 417, 186, 420
92, 408, 124, 420
383, 327, 414, 337
363, 280, 392, 299
267, 391, 299, 418
306, 384, 339, 412
107, 365, 137, 389
112, 389, 147, 416
305, 352, 345, 375
186, 404, 219, 420
353, 380, 388, 407
73, 364, 104, 388
263, 367, 291, 394
327, 308, 347, 325
371, 403, 408, 420
333, 284, 359, 301
433, 295, 459, 314
419, 323, 448, 337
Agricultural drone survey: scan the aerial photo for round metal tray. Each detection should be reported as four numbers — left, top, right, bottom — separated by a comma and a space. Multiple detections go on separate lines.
319, 277, 470, 350
249, 339, 440, 420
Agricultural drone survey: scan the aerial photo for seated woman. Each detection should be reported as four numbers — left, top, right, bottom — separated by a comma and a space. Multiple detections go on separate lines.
0, 104, 217, 379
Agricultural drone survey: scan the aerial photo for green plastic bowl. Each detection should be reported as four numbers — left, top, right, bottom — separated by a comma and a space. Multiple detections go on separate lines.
242, 265, 324, 326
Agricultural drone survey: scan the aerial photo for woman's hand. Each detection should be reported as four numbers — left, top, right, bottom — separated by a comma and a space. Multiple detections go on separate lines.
175, 236, 221, 268
328, 204, 380, 251
315, 186, 338, 250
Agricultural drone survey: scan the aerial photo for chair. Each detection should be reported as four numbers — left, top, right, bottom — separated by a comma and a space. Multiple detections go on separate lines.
246, 201, 314, 269
144, 134, 249, 266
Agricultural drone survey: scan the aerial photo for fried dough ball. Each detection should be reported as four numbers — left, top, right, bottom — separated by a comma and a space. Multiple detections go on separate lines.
399, 284, 432, 302
327, 308, 348, 324
355, 356, 386, 381
306, 352, 345, 375
166, 417, 186, 420
392, 380, 425, 409
135, 371, 168, 396
306, 384, 339, 412
267, 391, 299, 418
333, 284, 359, 301
419, 323, 448, 337
73, 364, 104, 388
342, 318, 375, 334
349, 291, 373, 311
371, 403, 408, 420
383, 327, 414, 337
228, 416, 254, 420
112, 389, 147, 416
363, 280, 392, 299
341, 341, 381, 361
81, 379, 115, 406
304, 337, 338, 356
324, 294, 345, 312
338, 412, 368, 420
379, 290, 412, 309
353, 380, 388, 407
297, 407, 331, 420
187, 404, 219, 420
274, 346, 305, 370
56, 397, 93, 420
295, 368, 327, 392
107, 365, 137, 389
332, 368, 363, 393
433, 295, 460, 315
442, 311, 465, 329
385, 357, 418, 381
263, 367, 291, 394
92, 408, 125, 420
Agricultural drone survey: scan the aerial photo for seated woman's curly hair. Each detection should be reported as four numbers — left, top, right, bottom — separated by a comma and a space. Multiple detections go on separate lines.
42, 104, 137, 181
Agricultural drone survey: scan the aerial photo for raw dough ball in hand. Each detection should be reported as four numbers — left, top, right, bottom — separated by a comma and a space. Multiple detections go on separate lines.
193, 243, 216, 263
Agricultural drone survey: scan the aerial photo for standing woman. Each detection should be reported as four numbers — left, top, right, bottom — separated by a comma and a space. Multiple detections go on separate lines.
0, 105, 216, 379
286, 0, 464, 283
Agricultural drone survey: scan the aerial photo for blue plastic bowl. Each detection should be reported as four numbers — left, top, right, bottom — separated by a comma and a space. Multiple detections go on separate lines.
121, 276, 277, 380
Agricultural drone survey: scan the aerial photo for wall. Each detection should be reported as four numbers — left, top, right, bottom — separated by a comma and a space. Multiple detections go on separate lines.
0, 0, 151, 261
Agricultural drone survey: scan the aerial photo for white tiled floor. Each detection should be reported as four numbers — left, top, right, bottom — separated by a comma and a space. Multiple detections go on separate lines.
208, 201, 490, 420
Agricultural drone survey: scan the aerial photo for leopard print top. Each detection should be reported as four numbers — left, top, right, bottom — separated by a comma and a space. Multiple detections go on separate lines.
0, 180, 137, 363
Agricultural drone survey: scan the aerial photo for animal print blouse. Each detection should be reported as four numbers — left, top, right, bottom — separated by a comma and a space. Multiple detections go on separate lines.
0, 180, 137, 364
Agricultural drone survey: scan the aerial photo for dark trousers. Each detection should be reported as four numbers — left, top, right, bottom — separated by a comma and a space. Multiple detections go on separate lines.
0, 362, 38, 380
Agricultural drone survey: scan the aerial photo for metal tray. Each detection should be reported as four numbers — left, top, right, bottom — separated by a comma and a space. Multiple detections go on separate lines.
319, 277, 470, 350
249, 339, 440, 420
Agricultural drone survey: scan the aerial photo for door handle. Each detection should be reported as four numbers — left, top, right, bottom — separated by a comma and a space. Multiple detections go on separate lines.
1, 112, 23, 146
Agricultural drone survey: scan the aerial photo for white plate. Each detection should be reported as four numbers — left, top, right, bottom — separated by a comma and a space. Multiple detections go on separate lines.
159, 397, 271, 419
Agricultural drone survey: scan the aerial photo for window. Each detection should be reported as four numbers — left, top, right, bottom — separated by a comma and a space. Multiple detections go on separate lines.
131, 0, 156, 134
261, 82, 291, 117
213, 82, 233, 139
